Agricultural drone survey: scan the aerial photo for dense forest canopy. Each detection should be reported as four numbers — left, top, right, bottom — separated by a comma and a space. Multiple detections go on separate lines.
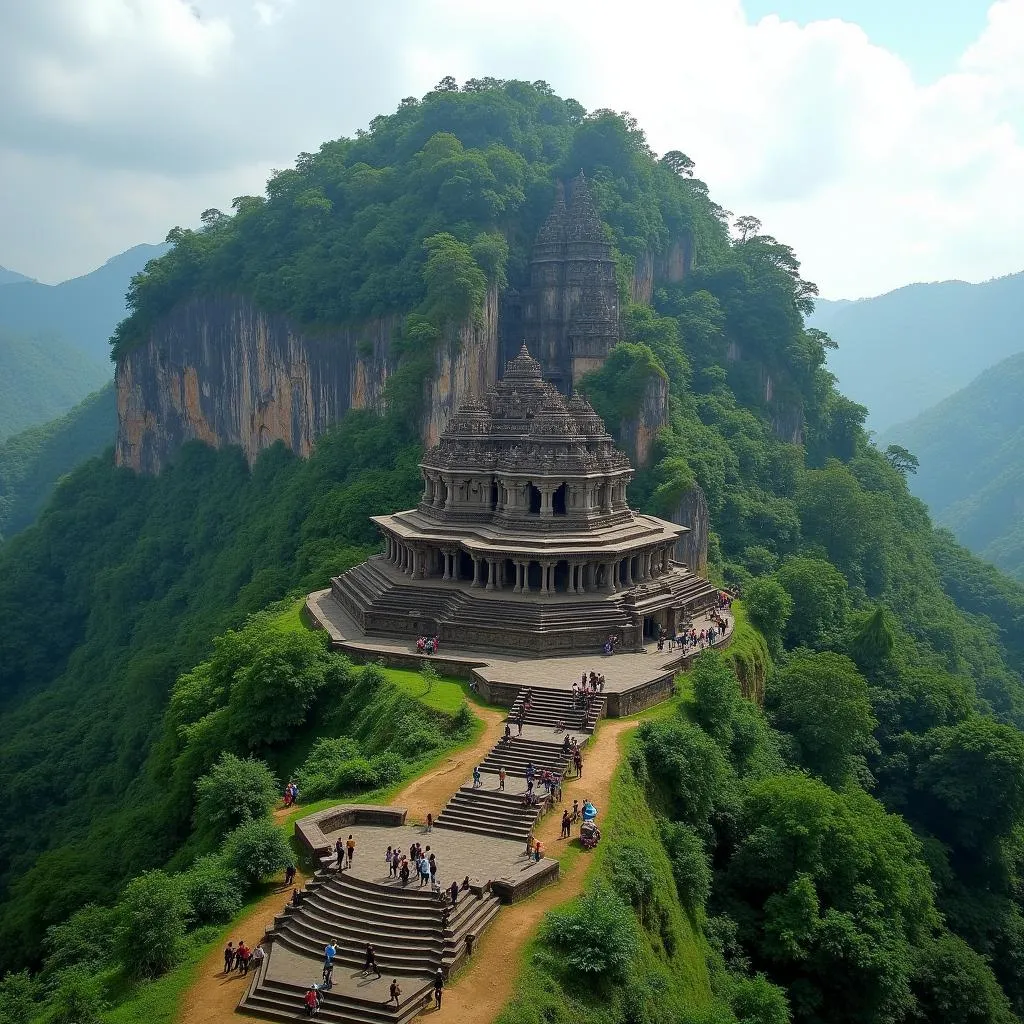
3, 78, 1024, 1024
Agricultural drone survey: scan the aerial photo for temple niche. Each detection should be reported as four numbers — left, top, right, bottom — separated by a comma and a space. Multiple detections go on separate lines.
330, 346, 718, 656
515, 171, 620, 394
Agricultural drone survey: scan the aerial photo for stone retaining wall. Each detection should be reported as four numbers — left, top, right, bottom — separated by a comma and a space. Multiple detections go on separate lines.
491, 859, 560, 903
294, 804, 407, 863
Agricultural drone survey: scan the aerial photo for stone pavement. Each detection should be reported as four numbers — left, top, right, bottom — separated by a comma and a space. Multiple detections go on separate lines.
307, 588, 733, 701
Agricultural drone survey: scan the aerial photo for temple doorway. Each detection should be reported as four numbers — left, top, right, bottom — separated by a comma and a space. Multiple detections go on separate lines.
490, 481, 499, 511
527, 561, 543, 590
458, 551, 474, 581
552, 483, 567, 515
528, 484, 542, 515
553, 560, 570, 592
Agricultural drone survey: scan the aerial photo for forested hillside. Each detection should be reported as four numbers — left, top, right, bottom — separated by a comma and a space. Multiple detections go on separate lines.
881, 352, 1024, 581
3, 80, 1024, 1024
0, 328, 109, 439
811, 271, 1024, 431
0, 384, 116, 540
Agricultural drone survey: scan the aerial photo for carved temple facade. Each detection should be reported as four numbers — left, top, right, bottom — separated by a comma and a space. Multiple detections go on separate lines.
330, 346, 718, 655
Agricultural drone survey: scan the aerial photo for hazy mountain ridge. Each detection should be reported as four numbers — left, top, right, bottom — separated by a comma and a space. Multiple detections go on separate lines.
0, 266, 36, 286
812, 271, 1024, 431
883, 351, 1024, 580
0, 242, 168, 365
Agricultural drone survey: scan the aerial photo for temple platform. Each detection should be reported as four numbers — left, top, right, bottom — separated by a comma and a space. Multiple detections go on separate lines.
306, 588, 733, 716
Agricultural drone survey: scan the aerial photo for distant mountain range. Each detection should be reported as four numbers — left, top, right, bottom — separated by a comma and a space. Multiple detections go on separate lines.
0, 266, 36, 286
811, 271, 1024, 433
883, 351, 1024, 581
0, 243, 168, 364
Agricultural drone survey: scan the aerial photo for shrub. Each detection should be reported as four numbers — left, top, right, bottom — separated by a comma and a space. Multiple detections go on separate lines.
370, 752, 405, 787
691, 651, 741, 746
48, 969, 106, 1024
452, 701, 475, 735
609, 840, 659, 925
336, 757, 380, 792
222, 817, 290, 884
42, 903, 117, 975
114, 870, 189, 978
0, 971, 40, 1024
543, 880, 638, 983
179, 855, 243, 926
728, 973, 791, 1024
194, 752, 280, 837
659, 820, 712, 911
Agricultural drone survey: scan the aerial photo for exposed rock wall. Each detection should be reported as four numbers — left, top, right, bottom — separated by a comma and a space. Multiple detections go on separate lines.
619, 372, 669, 469
671, 482, 710, 574
630, 237, 692, 305
115, 288, 499, 474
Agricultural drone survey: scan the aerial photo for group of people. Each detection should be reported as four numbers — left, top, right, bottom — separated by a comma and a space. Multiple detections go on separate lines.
282, 779, 300, 807
572, 672, 605, 708
334, 834, 357, 870
415, 634, 441, 655
223, 938, 265, 977
561, 733, 584, 778
658, 619, 728, 653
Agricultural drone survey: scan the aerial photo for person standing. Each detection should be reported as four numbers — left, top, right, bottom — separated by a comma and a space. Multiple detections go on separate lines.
434, 968, 444, 1009
346, 834, 356, 868
561, 809, 571, 838
389, 980, 402, 1007
321, 959, 333, 989
251, 944, 266, 977
324, 940, 337, 968
223, 942, 235, 975
472, 766, 482, 789
364, 943, 381, 979
498, 766, 506, 791
284, 862, 296, 886
426, 812, 433, 833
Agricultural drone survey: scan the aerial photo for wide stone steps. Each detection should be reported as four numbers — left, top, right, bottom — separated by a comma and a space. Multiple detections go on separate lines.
443, 891, 502, 967
239, 974, 431, 1024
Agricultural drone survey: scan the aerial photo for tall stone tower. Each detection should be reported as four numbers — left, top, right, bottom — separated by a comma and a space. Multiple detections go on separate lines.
520, 171, 619, 392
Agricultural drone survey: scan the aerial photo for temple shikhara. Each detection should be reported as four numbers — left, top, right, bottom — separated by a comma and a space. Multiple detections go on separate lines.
330, 345, 717, 655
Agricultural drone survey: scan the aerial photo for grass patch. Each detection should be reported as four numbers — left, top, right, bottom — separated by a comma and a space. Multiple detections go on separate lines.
379, 665, 482, 714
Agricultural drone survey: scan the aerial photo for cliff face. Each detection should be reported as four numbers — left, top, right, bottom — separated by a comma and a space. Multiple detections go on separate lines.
619, 372, 669, 469
115, 289, 498, 473
671, 482, 710, 575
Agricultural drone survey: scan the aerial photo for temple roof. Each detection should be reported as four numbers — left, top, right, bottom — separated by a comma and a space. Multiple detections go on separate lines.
421, 344, 631, 477
566, 170, 605, 243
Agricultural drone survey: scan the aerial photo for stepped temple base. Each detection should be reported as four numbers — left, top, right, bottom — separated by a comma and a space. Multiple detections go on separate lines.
306, 586, 733, 717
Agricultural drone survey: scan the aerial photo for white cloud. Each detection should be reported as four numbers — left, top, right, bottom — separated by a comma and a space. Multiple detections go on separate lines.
0, 0, 1021, 297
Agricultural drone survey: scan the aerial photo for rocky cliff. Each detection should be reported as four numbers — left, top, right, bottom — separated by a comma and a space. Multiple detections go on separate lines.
115, 287, 498, 474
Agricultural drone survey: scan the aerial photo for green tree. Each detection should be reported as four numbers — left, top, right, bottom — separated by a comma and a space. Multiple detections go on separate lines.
178, 855, 243, 926
884, 444, 919, 477
691, 650, 742, 746
775, 556, 850, 650
637, 719, 731, 826
543, 880, 638, 983
910, 932, 1016, 1024
49, 970, 106, 1024
194, 753, 279, 837
743, 577, 793, 659
221, 817, 290, 884
913, 716, 1024, 853
42, 903, 117, 975
767, 650, 876, 787
114, 870, 189, 978
659, 820, 712, 911
0, 972, 39, 1024
728, 973, 791, 1024
725, 773, 937, 1024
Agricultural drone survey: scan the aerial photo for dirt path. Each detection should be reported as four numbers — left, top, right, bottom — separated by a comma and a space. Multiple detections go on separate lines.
429, 717, 640, 1024
176, 874, 308, 1024
178, 706, 505, 1024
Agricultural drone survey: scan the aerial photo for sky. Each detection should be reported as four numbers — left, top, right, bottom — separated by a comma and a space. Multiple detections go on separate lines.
0, 0, 1021, 299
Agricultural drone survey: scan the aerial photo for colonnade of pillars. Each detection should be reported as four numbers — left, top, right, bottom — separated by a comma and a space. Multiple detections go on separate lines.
420, 473, 629, 518
382, 534, 674, 594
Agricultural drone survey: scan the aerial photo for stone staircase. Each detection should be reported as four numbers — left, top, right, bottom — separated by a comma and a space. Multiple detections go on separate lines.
240, 686, 574, 1023
238, 869, 500, 1023
507, 685, 606, 734
434, 687, 595, 843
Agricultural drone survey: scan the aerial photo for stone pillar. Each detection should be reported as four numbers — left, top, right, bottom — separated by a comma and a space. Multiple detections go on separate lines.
567, 563, 577, 595
539, 562, 549, 595
576, 564, 585, 594
486, 559, 496, 591
540, 487, 553, 518
603, 483, 613, 513
471, 557, 481, 587
603, 560, 617, 593
441, 551, 451, 581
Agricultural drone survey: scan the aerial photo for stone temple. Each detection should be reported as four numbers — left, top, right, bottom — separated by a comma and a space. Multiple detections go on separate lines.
330, 345, 718, 655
